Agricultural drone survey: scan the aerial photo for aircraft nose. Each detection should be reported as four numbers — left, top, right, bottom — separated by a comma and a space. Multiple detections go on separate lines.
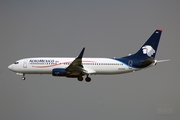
8, 64, 13, 70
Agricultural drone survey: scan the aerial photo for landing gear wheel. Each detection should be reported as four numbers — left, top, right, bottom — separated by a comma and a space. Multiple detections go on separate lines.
77, 76, 83, 81
22, 77, 26, 80
85, 77, 91, 82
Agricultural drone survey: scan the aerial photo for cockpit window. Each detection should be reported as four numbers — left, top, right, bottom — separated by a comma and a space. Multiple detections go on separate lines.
14, 61, 19, 64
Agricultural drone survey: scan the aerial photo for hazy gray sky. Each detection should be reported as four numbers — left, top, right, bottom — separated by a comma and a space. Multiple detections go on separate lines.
1, 0, 180, 120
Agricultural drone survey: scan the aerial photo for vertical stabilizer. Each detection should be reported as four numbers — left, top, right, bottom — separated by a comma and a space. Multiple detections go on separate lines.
134, 29, 162, 59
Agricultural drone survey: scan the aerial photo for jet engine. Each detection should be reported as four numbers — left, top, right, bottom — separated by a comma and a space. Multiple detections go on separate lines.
52, 68, 66, 76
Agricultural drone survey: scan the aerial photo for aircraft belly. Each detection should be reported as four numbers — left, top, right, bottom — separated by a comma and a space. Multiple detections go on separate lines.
21, 67, 52, 74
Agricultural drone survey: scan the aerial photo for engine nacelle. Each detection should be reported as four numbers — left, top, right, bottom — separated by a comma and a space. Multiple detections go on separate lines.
52, 68, 66, 76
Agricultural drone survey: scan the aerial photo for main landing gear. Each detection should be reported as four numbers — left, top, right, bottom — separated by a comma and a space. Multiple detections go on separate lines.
77, 76, 83, 81
77, 75, 91, 82
85, 76, 91, 82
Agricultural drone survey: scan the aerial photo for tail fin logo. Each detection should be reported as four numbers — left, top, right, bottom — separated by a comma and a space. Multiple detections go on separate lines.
142, 45, 155, 57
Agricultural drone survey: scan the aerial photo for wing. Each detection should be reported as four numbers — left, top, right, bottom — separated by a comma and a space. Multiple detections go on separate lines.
66, 47, 86, 76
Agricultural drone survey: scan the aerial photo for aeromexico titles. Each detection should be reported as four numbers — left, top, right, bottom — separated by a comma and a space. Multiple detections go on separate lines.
8, 29, 169, 82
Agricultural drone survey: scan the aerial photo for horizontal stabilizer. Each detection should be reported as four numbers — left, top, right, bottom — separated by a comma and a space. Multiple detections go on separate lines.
157, 59, 170, 63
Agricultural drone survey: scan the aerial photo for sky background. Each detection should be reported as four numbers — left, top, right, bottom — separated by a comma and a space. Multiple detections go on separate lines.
1, 0, 180, 120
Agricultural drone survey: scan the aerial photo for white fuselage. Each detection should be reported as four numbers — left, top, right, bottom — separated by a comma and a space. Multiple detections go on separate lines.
8, 57, 140, 75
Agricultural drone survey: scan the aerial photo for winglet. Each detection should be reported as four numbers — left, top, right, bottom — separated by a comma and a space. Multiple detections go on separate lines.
77, 47, 85, 59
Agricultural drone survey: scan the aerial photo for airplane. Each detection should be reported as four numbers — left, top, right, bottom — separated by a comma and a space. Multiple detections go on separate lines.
8, 29, 169, 82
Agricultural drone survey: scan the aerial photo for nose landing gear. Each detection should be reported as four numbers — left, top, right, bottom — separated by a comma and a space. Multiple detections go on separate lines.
21, 74, 26, 80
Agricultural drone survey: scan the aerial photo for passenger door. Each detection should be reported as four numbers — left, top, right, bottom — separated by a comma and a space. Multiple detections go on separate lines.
23, 60, 28, 68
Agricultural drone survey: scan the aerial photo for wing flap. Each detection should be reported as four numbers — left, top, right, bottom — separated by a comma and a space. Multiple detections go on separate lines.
83, 67, 96, 74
